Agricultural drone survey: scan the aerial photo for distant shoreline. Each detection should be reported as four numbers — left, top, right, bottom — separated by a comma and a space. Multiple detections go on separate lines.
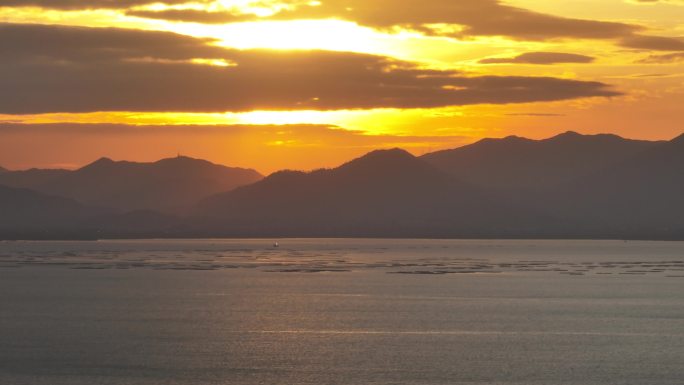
2, 236, 684, 242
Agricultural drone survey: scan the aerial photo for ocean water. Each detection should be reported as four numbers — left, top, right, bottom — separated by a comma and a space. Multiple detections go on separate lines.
1, 239, 684, 385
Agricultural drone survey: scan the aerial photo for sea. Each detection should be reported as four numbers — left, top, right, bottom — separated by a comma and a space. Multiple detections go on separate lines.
1, 239, 684, 385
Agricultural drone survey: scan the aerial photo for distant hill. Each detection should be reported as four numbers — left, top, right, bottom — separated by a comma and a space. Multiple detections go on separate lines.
546, 133, 684, 238
0, 168, 71, 189
8, 156, 263, 213
2, 132, 684, 240
0, 184, 188, 239
194, 149, 549, 237
80, 210, 186, 238
0, 184, 106, 238
422, 131, 659, 192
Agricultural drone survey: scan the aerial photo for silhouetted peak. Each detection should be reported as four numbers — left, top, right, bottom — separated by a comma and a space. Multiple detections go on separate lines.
362, 148, 414, 160
503, 135, 535, 144
476, 135, 533, 146
158, 155, 200, 163
264, 169, 304, 178
544, 131, 585, 143
331, 148, 444, 182
503, 135, 526, 141
553, 130, 582, 138
0, 165, 7, 173
669, 132, 684, 145
86, 156, 205, 170
79, 157, 116, 171
546, 131, 625, 143
341, 148, 416, 169
83, 155, 210, 170
155, 155, 210, 167
153, 156, 261, 177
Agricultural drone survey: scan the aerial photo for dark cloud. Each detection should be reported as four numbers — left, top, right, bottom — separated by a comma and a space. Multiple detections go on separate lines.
115, 1, 682, 53
4, 0, 680, 54
119, 0, 642, 41
0, 23, 621, 114
630, 73, 673, 77
1, 0, 643, 41
125, 9, 251, 24
479, 52, 595, 65
637, 52, 684, 63
0, 23, 227, 60
0, 122, 464, 146
0, 0, 203, 9
621, 35, 684, 51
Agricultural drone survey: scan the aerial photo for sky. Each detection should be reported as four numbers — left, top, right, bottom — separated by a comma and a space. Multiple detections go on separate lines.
1, 0, 683, 173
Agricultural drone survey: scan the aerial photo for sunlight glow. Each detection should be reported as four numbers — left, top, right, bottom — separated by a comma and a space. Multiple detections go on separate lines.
174, 19, 389, 52
190, 58, 238, 66
0, 108, 490, 138
1, 0, 682, 154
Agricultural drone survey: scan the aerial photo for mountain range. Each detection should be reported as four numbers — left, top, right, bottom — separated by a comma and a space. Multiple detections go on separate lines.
193, 148, 546, 237
421, 131, 661, 192
0, 156, 262, 213
1, 131, 683, 240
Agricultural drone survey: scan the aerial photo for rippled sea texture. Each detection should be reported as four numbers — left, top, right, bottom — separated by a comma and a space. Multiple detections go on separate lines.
2, 239, 684, 384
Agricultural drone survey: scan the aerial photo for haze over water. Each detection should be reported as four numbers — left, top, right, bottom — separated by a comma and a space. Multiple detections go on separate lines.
2, 239, 684, 384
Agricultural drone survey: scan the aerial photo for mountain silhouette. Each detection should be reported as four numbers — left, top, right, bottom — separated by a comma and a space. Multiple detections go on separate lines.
421, 131, 659, 192
0, 184, 107, 238
81, 210, 185, 238
0, 184, 186, 239
546, 133, 684, 237
11, 156, 263, 213
194, 149, 543, 237
2, 132, 684, 240
0, 168, 71, 189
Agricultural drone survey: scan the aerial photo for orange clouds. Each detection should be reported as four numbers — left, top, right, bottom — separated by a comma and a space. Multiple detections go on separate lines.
479, 52, 595, 65
0, 0, 682, 171
0, 23, 620, 114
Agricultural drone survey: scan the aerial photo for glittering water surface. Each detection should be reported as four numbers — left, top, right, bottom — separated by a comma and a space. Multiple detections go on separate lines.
1, 239, 684, 384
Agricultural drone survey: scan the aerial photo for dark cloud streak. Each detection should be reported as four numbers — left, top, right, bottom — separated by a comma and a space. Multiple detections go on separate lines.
621, 35, 684, 51
0, 0, 204, 9
1, 0, 644, 41
637, 52, 684, 63
3, 0, 681, 53
479, 52, 595, 65
112, 0, 683, 53
0, 23, 621, 114
126, 9, 251, 23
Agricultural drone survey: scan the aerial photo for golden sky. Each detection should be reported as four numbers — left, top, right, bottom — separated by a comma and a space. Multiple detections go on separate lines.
1, 0, 683, 172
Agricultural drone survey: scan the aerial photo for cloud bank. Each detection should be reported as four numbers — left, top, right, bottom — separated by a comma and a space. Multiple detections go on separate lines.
479, 52, 595, 65
0, 23, 621, 114
0, 0, 647, 41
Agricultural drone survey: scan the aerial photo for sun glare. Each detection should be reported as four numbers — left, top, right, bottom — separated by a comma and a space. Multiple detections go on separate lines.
174, 19, 386, 52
